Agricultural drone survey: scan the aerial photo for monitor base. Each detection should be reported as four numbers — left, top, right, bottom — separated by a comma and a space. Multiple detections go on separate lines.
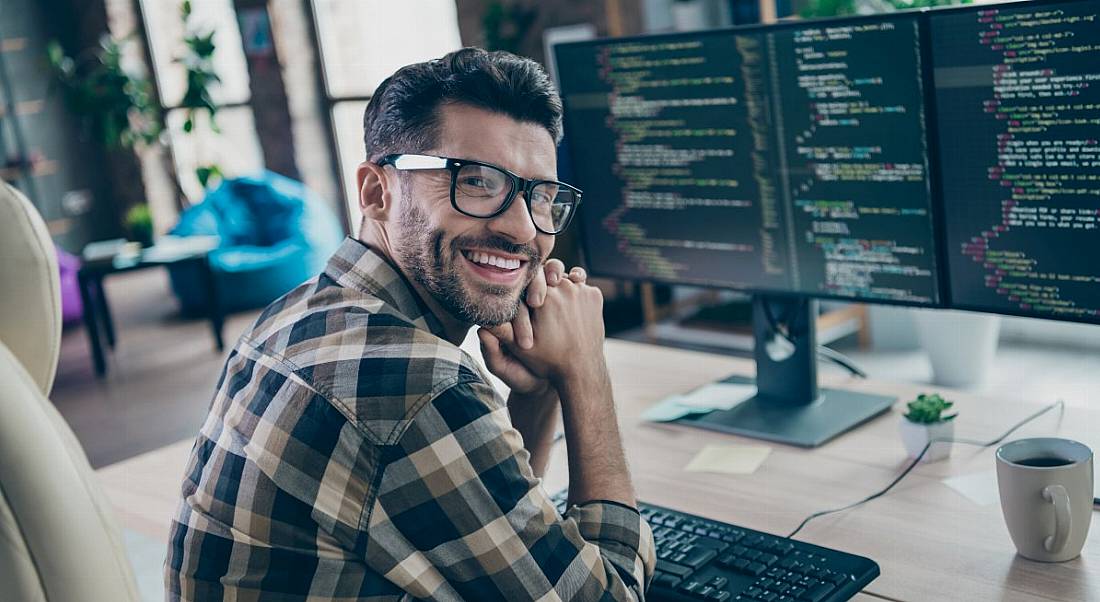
680, 375, 896, 447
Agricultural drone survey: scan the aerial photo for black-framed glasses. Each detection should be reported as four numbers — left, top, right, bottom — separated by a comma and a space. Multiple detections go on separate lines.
377, 154, 582, 235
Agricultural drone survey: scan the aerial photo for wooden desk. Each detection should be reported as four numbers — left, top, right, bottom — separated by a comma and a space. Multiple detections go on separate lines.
97, 339, 1100, 601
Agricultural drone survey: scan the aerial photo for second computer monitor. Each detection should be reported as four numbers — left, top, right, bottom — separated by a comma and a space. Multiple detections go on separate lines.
556, 13, 941, 306
931, 0, 1100, 324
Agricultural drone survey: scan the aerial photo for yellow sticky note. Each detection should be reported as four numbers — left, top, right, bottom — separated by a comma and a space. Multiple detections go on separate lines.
685, 445, 771, 475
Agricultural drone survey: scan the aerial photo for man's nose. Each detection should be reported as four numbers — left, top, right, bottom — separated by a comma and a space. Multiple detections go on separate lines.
487, 191, 538, 243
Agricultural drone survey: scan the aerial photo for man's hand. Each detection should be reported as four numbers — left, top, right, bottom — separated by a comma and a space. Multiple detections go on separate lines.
479, 260, 587, 396
498, 270, 605, 389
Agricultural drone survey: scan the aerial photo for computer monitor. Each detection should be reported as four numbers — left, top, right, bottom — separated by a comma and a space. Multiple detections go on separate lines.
554, 0, 1100, 447
930, 0, 1100, 325
555, 13, 936, 446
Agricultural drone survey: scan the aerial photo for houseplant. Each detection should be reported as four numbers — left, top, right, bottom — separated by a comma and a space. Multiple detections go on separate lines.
124, 204, 155, 247
900, 393, 957, 461
176, 0, 224, 190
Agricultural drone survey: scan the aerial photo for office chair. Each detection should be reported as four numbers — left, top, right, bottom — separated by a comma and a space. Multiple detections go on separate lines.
0, 181, 140, 601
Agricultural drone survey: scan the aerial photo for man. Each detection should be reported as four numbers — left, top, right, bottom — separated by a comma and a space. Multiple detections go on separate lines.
166, 48, 655, 600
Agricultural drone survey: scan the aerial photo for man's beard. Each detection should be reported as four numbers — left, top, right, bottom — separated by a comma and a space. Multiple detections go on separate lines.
394, 198, 541, 326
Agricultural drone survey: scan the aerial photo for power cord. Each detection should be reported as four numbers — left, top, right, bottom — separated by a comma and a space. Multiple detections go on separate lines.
761, 298, 868, 379
786, 399, 1066, 539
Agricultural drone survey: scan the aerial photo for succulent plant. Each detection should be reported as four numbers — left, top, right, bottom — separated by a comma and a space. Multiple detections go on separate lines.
904, 393, 957, 424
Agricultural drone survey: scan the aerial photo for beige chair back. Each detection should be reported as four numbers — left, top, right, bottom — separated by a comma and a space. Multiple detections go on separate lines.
0, 181, 61, 395
0, 182, 139, 601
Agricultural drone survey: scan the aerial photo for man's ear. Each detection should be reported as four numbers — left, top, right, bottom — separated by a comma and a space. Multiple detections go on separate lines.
357, 161, 392, 221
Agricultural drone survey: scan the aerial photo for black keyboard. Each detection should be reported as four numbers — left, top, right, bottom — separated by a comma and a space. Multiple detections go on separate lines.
552, 492, 879, 602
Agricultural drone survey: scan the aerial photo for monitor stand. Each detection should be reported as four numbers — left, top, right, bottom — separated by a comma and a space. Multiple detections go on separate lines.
679, 295, 895, 447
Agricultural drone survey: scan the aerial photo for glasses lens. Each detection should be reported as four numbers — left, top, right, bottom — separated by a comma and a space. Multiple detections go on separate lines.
454, 164, 512, 216
529, 182, 579, 233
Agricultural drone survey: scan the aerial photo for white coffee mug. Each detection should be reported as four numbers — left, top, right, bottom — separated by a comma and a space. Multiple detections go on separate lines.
995, 438, 1093, 562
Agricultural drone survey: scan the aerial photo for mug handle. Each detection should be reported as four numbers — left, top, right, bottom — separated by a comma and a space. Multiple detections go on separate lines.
1042, 485, 1072, 554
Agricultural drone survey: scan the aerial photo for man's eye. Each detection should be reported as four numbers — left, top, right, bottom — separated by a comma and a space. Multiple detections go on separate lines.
463, 177, 488, 187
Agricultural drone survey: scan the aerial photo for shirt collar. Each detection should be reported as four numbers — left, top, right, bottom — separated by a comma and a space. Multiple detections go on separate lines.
323, 237, 448, 338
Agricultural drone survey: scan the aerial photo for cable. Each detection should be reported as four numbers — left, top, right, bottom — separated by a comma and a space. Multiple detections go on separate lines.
786, 399, 1066, 539
816, 345, 868, 379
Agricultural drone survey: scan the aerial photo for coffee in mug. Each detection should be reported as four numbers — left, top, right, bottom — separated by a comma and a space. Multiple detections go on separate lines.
995, 438, 1093, 562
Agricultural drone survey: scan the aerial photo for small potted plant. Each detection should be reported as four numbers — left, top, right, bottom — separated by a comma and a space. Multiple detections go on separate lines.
125, 204, 155, 248
900, 393, 957, 462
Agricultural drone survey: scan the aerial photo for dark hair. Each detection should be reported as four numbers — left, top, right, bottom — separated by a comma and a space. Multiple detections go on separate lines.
362, 47, 563, 162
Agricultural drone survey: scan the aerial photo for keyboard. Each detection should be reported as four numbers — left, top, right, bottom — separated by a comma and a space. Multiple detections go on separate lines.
552, 492, 879, 602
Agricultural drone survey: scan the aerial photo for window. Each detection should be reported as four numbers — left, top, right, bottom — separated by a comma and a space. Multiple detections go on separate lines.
310, 0, 462, 229
139, 0, 263, 202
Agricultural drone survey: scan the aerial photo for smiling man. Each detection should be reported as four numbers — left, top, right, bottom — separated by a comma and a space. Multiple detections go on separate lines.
166, 48, 654, 601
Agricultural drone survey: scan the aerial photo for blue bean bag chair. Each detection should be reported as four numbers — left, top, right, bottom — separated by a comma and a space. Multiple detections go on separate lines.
168, 171, 344, 315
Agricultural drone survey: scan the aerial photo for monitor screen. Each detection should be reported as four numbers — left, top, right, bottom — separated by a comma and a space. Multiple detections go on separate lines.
556, 14, 941, 305
932, 0, 1100, 323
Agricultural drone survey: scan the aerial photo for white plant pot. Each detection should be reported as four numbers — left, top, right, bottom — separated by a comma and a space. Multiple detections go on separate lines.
899, 417, 954, 462
913, 309, 1001, 388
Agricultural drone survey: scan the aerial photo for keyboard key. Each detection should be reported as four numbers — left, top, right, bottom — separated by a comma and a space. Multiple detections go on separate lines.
710, 592, 732, 602
745, 587, 764, 597
678, 580, 703, 595
742, 550, 762, 562
774, 542, 795, 556
827, 571, 851, 585
698, 586, 716, 598
778, 597, 796, 602
743, 535, 766, 548
684, 547, 719, 569
759, 553, 779, 567
759, 593, 779, 602
695, 537, 730, 551
708, 577, 729, 589
717, 554, 737, 567
653, 572, 682, 589
732, 558, 751, 572
722, 532, 744, 543
656, 559, 694, 578
788, 587, 806, 598
731, 545, 749, 557
799, 581, 836, 602
778, 558, 800, 570
747, 562, 768, 576
758, 578, 775, 589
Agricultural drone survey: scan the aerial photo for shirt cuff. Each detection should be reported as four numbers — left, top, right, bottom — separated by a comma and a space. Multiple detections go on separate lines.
564, 500, 656, 590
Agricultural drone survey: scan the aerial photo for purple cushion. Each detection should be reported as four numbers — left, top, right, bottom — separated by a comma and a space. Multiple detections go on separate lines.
55, 245, 83, 325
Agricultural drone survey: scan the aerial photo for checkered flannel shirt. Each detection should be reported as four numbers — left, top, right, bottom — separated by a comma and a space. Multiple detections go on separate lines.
166, 237, 655, 601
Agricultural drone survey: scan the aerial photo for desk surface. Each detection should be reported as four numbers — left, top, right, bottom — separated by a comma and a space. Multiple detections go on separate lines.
97, 338, 1100, 601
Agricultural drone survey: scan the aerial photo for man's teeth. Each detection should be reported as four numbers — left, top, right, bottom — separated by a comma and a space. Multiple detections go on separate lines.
466, 251, 522, 270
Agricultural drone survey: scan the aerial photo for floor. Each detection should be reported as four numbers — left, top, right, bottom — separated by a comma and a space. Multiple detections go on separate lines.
53, 268, 1100, 469
52, 268, 261, 468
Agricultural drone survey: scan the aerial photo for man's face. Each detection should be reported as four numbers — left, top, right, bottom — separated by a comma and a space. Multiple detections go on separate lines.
389, 103, 557, 326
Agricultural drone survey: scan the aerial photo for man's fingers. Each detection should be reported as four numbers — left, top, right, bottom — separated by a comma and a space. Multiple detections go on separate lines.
484, 322, 515, 345
544, 258, 566, 286
567, 266, 587, 283
512, 303, 534, 350
526, 263, 548, 308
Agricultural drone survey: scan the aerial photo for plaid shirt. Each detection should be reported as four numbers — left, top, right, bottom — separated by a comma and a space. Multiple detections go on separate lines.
166, 237, 655, 601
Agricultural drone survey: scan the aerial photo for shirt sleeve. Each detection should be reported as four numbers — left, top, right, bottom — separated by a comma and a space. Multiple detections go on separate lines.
362, 379, 656, 601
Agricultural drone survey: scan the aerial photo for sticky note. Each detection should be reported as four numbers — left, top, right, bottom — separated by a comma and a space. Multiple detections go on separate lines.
942, 471, 1000, 506
676, 383, 758, 410
685, 444, 771, 475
